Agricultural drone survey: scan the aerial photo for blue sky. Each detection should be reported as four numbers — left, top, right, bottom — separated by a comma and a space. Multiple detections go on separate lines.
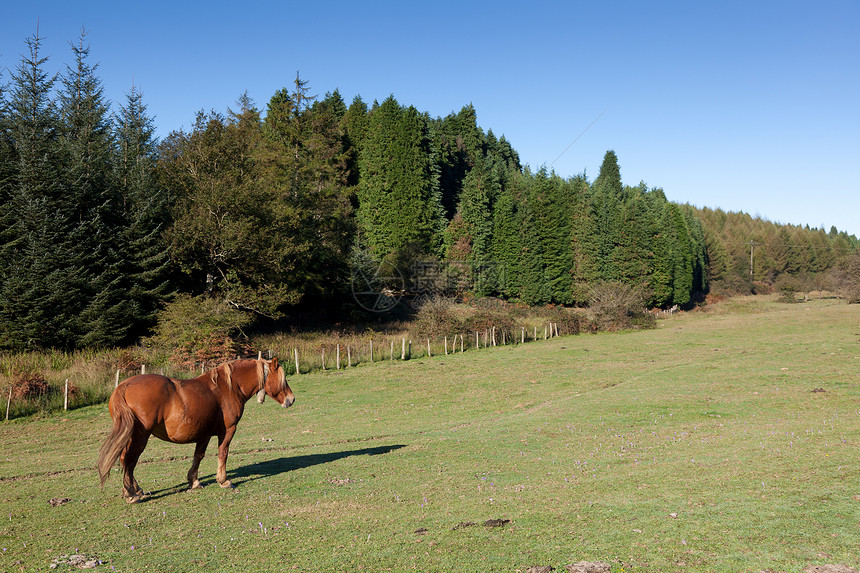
3, 0, 858, 236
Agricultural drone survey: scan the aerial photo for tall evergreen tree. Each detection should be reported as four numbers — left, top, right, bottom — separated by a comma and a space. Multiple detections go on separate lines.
443, 155, 499, 294
528, 169, 574, 304
591, 150, 624, 281
642, 189, 674, 307
0, 32, 88, 349
682, 205, 708, 297
0, 64, 15, 269
432, 104, 485, 218
518, 194, 550, 305
610, 185, 651, 287
665, 203, 694, 306
569, 180, 600, 304
113, 83, 173, 338
340, 95, 369, 189
59, 30, 130, 346
490, 184, 521, 298
356, 95, 444, 267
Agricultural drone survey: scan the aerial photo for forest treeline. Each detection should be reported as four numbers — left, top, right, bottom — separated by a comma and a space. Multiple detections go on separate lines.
1, 33, 857, 351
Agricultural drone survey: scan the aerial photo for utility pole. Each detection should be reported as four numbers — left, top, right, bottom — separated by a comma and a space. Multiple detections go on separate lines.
747, 241, 758, 278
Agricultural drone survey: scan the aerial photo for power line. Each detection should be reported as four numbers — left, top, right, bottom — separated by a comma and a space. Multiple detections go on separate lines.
549, 108, 608, 168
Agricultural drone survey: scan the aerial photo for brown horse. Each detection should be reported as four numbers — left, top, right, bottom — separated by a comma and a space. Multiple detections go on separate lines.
97, 357, 295, 503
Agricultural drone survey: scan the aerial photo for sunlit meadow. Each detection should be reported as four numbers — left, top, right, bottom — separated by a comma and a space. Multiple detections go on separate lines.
1, 296, 858, 572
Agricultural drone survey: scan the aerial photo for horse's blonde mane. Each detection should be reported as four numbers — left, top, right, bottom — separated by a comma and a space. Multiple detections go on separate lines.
213, 362, 233, 391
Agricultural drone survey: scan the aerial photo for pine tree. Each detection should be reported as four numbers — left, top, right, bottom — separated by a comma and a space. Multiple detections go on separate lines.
113, 83, 173, 338
642, 189, 674, 307
570, 180, 600, 304
444, 156, 499, 294
593, 150, 623, 197
356, 95, 443, 267
527, 168, 574, 304
452, 156, 496, 260
433, 104, 486, 218
0, 65, 15, 277
490, 184, 521, 298
518, 197, 550, 305
591, 150, 624, 281
340, 95, 368, 188
0, 32, 89, 349
665, 203, 694, 306
59, 30, 129, 346
682, 205, 708, 296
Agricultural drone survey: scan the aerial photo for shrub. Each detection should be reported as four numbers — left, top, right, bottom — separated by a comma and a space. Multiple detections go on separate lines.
461, 306, 516, 336
147, 294, 253, 368
533, 305, 586, 336
774, 274, 801, 303
834, 254, 860, 304
411, 297, 463, 338
587, 281, 653, 331
10, 371, 53, 400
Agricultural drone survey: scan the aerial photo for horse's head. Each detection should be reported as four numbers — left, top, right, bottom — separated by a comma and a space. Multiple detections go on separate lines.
257, 357, 295, 408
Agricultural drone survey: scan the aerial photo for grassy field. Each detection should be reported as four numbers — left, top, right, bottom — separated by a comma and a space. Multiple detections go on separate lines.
1, 296, 858, 572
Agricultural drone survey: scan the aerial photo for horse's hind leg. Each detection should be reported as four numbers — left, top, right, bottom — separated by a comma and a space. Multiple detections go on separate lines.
187, 438, 210, 490
119, 442, 143, 498
119, 445, 144, 499
121, 431, 150, 503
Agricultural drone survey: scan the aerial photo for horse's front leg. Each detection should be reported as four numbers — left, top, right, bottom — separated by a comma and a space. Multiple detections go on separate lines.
187, 438, 210, 490
216, 426, 238, 489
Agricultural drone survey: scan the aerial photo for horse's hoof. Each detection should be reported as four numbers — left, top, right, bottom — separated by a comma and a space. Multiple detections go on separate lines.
219, 480, 235, 489
189, 480, 203, 490
126, 495, 142, 504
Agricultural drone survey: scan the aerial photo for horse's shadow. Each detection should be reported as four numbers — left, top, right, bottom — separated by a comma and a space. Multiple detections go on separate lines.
143, 444, 406, 501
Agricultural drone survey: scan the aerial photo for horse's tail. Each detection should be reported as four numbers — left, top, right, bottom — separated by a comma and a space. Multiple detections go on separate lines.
97, 387, 135, 488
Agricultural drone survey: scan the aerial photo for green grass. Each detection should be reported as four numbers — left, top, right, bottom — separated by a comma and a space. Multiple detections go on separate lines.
1, 296, 859, 572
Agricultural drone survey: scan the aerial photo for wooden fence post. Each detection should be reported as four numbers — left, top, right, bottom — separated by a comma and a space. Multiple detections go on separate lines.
347, 346, 352, 368
6, 386, 12, 421
322, 348, 326, 371
427, 338, 432, 357
460, 334, 464, 353
401, 338, 406, 360
370, 340, 374, 363
294, 348, 300, 374
444, 336, 448, 356
141, 364, 146, 375
390, 340, 395, 361
521, 327, 525, 344
64, 379, 69, 411
115, 369, 120, 389
336, 345, 341, 370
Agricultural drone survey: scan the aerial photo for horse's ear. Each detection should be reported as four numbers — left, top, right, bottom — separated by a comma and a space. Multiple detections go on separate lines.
271, 356, 279, 372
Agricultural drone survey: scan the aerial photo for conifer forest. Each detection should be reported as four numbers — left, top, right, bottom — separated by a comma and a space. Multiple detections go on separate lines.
1, 33, 858, 351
